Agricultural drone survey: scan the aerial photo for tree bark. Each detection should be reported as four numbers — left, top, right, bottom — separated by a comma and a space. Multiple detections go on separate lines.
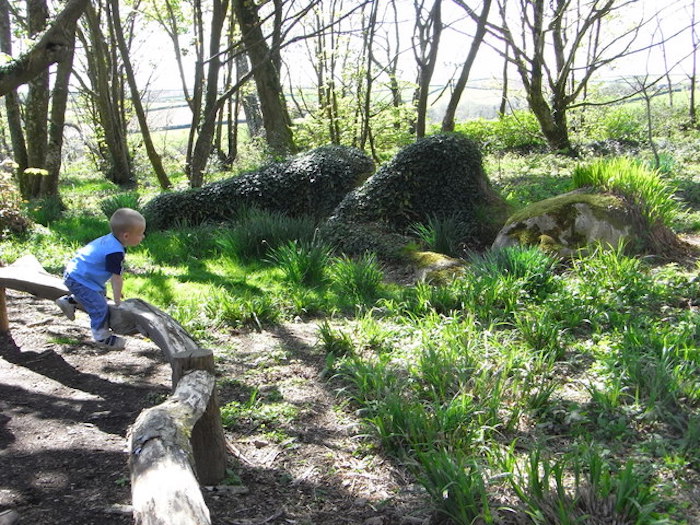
25, 0, 50, 174
129, 370, 214, 525
109, 0, 171, 189
233, 0, 296, 156
189, 0, 229, 188
42, 36, 74, 197
0, 0, 27, 174
80, 3, 132, 185
441, 0, 491, 132
412, 0, 443, 138
0, 0, 88, 96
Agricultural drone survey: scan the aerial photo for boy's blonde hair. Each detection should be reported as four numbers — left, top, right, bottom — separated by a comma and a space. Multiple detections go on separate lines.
110, 208, 146, 236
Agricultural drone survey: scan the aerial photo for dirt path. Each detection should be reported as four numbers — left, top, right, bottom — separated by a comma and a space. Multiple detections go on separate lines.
0, 290, 429, 525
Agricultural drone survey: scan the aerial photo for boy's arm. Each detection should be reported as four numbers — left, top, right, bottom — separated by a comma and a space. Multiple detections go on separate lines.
110, 273, 123, 306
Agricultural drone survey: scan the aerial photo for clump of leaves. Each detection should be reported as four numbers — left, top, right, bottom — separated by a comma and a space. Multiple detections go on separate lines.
572, 157, 681, 228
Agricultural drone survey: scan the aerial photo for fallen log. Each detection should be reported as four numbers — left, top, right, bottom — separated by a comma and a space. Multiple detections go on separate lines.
129, 369, 214, 525
0, 254, 227, 485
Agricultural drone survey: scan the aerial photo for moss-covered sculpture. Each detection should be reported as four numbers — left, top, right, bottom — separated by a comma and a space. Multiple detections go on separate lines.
321, 134, 509, 259
143, 145, 374, 231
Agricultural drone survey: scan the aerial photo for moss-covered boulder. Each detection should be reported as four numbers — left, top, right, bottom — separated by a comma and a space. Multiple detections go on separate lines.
143, 145, 374, 231
409, 250, 466, 284
321, 134, 508, 259
492, 189, 642, 256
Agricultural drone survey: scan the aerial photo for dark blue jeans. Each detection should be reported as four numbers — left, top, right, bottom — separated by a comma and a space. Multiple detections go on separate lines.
64, 275, 110, 341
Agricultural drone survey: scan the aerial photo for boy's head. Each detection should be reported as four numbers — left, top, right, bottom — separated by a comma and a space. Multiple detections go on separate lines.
110, 208, 146, 247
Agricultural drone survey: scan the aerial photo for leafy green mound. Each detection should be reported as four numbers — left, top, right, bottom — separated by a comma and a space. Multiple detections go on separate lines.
143, 145, 374, 231
321, 134, 508, 258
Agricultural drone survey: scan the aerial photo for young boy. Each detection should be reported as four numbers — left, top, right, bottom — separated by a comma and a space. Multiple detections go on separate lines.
56, 208, 146, 349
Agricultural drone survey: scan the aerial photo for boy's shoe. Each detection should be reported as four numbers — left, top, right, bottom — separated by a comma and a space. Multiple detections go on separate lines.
96, 335, 126, 350
55, 295, 76, 321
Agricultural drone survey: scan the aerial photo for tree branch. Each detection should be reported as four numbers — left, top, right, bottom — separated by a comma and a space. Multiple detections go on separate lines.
0, 0, 89, 96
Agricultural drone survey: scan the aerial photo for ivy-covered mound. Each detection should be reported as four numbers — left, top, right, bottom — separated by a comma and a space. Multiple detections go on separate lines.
143, 145, 374, 231
321, 134, 509, 258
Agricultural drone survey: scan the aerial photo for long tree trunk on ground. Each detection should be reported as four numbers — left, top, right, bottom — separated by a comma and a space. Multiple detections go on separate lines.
233, 0, 296, 157
441, 0, 491, 132
0, 0, 28, 174
188, 0, 229, 188
109, 0, 171, 189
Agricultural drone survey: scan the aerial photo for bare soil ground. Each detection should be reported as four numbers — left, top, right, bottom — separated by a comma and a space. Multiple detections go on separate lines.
0, 290, 430, 525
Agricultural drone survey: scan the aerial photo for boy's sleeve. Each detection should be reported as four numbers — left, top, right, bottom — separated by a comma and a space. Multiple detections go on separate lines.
105, 251, 125, 275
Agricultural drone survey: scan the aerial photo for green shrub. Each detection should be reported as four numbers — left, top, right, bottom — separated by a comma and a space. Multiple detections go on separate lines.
410, 214, 471, 257
0, 168, 30, 238
143, 144, 374, 231
26, 195, 64, 226
602, 105, 646, 143
215, 208, 318, 260
329, 253, 384, 306
454, 111, 546, 152
99, 192, 141, 218
268, 238, 332, 286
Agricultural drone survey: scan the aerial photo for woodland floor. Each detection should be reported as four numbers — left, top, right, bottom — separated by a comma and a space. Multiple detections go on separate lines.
2, 235, 699, 525
0, 290, 431, 525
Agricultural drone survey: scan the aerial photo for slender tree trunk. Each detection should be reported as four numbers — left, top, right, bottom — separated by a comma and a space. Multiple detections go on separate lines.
80, 4, 132, 184
43, 38, 75, 197
185, 0, 205, 176
189, 0, 229, 188
109, 0, 171, 189
499, 41, 509, 116
233, 0, 295, 156
690, 1, 698, 127
441, 0, 491, 132
25, 0, 50, 171
359, 0, 378, 149
236, 53, 263, 138
0, 0, 27, 174
412, 0, 442, 138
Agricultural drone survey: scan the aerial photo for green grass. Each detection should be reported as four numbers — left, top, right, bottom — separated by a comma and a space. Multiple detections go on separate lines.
1, 132, 699, 523
572, 156, 681, 228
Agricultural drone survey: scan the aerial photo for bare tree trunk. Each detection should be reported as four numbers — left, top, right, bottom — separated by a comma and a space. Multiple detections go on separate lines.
499, 41, 509, 116
441, 0, 491, 132
0, 0, 27, 174
109, 0, 171, 189
359, 0, 379, 149
43, 37, 75, 197
185, 0, 205, 177
412, 0, 442, 138
80, 3, 132, 185
189, 0, 229, 188
236, 53, 263, 138
690, 1, 698, 127
233, 0, 296, 156
25, 0, 50, 172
